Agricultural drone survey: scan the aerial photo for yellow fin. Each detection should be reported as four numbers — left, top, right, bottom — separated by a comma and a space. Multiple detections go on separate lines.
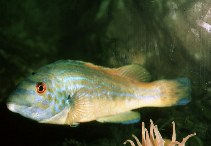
96, 111, 140, 124
117, 65, 151, 82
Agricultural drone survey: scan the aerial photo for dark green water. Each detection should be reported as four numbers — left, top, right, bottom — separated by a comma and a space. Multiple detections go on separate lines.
0, 0, 210, 146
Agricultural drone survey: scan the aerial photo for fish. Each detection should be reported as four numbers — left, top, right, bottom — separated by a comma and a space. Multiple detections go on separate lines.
7, 60, 191, 126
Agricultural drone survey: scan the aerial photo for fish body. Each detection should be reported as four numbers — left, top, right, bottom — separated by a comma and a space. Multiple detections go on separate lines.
7, 60, 191, 125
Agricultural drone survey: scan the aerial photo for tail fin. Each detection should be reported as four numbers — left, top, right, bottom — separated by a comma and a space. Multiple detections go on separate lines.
138, 78, 191, 107
155, 77, 191, 107
174, 78, 191, 105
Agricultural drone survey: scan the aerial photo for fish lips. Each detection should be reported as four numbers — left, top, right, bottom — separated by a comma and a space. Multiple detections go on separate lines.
7, 102, 52, 122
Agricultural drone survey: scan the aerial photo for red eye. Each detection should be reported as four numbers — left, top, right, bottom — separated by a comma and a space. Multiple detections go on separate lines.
36, 82, 46, 94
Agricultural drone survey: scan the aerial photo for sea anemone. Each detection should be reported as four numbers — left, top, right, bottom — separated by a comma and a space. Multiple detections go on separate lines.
124, 120, 196, 146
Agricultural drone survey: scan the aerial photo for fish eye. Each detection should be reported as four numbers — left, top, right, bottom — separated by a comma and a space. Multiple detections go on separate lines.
36, 82, 46, 94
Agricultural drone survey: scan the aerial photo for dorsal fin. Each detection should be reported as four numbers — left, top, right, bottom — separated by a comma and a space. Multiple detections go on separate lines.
117, 64, 151, 82
84, 62, 151, 82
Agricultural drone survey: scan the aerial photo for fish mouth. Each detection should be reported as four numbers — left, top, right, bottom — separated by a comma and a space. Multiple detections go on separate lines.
7, 103, 69, 125
7, 103, 34, 114
7, 102, 37, 116
7, 103, 21, 113
7, 102, 51, 121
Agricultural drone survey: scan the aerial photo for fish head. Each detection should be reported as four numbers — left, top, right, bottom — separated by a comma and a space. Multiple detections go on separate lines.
7, 69, 70, 124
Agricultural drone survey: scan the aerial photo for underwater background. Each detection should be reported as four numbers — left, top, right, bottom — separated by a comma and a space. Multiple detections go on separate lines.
0, 0, 210, 145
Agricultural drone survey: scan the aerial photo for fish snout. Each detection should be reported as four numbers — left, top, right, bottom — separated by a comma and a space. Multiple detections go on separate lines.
7, 89, 35, 108
7, 103, 17, 113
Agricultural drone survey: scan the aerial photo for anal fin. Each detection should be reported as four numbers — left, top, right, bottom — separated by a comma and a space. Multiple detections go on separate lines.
96, 111, 140, 124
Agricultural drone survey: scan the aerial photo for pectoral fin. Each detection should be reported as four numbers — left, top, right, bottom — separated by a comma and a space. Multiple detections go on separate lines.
96, 111, 140, 124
